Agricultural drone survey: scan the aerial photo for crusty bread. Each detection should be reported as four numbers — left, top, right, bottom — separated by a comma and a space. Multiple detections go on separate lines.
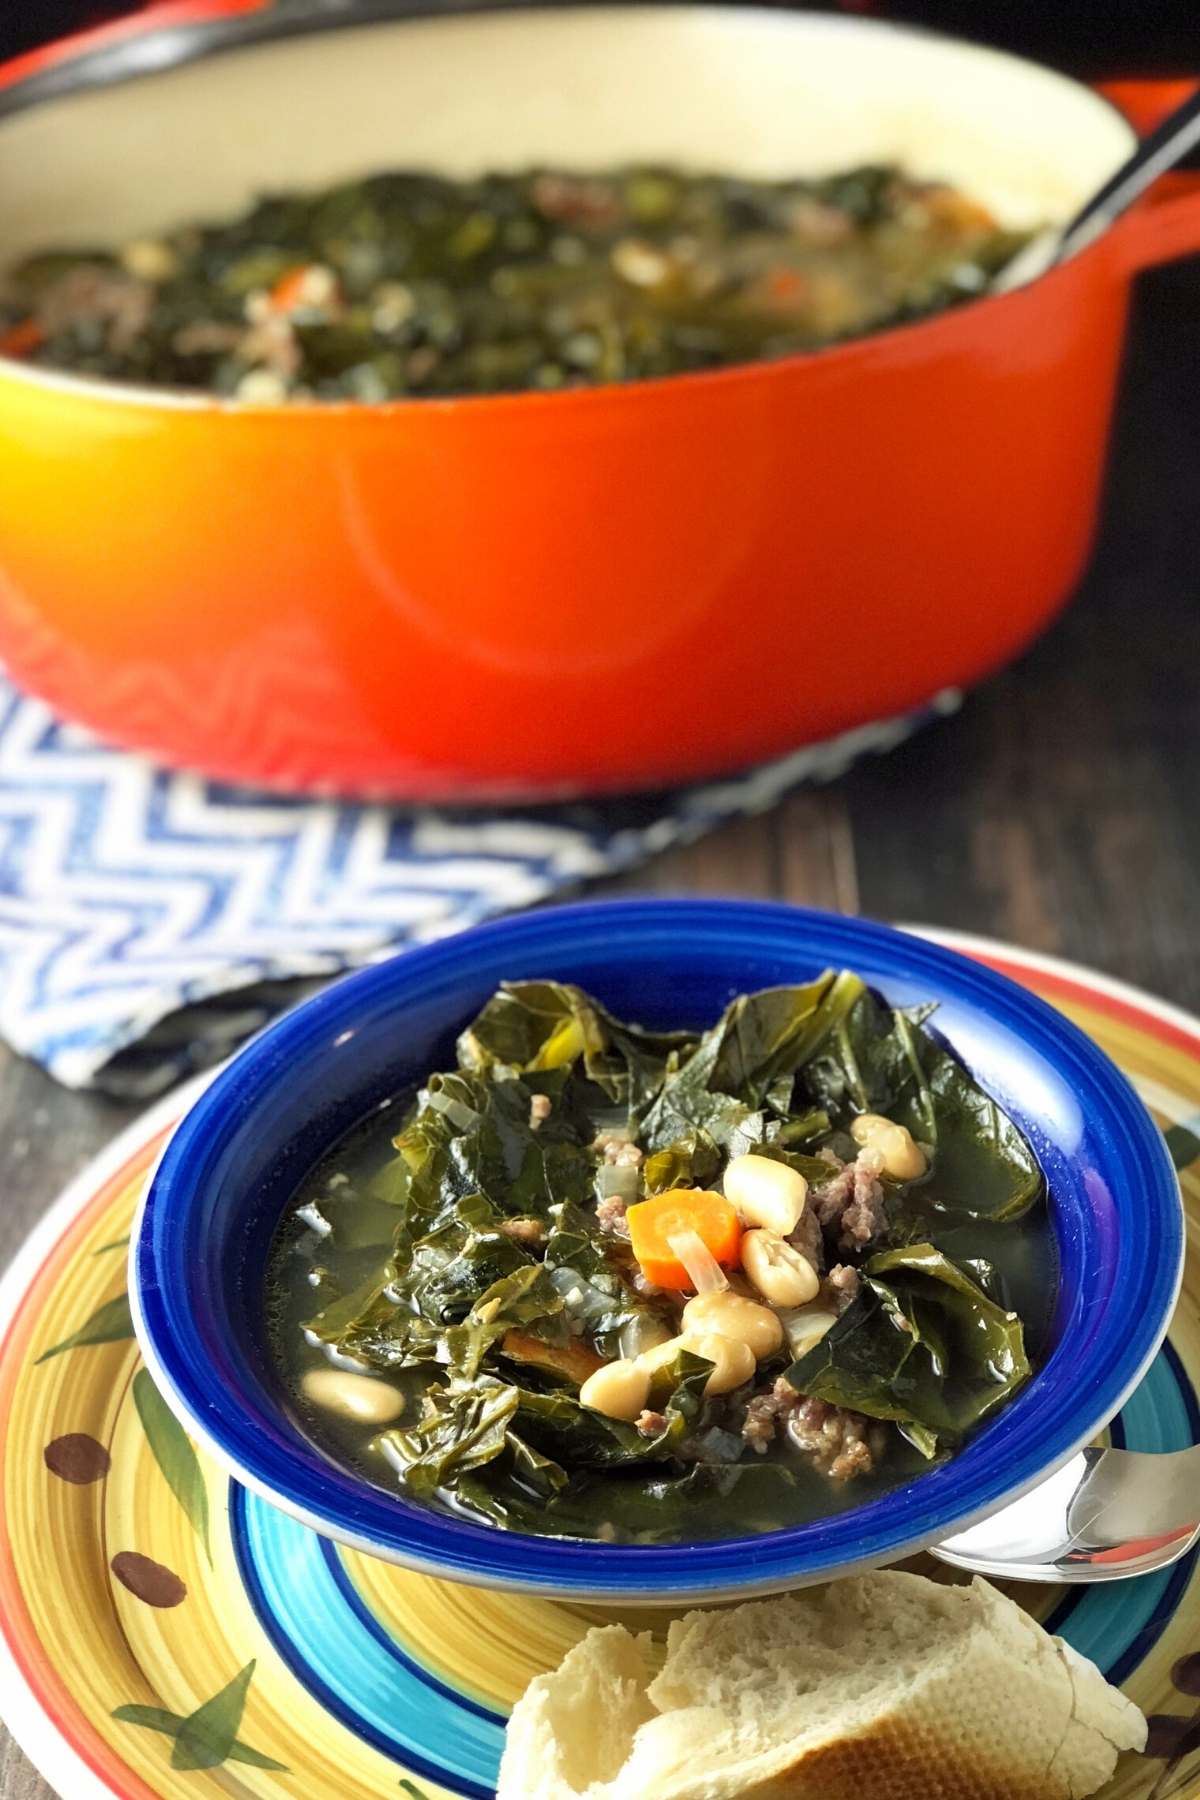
496, 1571, 1146, 1800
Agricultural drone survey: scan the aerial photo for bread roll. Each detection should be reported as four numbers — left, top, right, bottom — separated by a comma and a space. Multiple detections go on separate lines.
497, 1570, 1146, 1800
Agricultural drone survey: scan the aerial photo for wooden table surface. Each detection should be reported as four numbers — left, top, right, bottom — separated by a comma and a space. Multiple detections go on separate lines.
2, 255, 1199, 1795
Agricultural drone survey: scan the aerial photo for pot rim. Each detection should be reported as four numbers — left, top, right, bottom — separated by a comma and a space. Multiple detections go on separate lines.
0, 0, 1138, 418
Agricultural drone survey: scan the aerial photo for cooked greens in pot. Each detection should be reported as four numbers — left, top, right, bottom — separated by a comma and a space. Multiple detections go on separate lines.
265, 973, 1055, 1542
0, 165, 1031, 399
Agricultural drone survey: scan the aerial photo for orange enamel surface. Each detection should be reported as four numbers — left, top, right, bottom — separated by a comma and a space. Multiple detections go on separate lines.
0, 232, 1138, 799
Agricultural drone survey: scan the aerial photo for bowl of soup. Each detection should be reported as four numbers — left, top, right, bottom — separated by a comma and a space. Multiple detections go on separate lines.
130, 900, 1182, 1602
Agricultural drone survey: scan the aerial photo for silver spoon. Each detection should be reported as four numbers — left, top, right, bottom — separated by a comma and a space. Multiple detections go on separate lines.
933, 1442, 1200, 1583
993, 84, 1200, 293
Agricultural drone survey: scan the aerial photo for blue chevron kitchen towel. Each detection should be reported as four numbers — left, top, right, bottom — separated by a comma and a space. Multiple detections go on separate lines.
0, 673, 956, 1094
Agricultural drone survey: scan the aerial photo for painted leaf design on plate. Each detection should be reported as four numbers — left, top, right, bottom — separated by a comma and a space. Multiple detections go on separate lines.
35, 1292, 134, 1363
93, 1234, 132, 1255
112, 1705, 187, 1735
1164, 1122, 1200, 1172
132, 1367, 211, 1563
171, 1660, 260, 1770
1172, 1652, 1200, 1696
398, 1782, 433, 1799
112, 1665, 287, 1772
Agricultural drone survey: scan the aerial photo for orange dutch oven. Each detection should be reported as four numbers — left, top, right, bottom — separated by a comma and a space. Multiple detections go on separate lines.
0, 2, 1198, 801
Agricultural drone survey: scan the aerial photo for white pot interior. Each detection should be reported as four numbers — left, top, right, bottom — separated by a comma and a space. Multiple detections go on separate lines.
0, 6, 1134, 265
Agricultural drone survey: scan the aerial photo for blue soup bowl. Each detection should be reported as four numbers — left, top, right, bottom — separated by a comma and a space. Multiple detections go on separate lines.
131, 900, 1183, 1602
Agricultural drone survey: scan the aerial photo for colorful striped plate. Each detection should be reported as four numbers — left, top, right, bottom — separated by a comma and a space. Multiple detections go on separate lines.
1, 935, 1198, 1800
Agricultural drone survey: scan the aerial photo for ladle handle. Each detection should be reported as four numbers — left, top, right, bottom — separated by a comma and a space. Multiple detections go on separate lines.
1063, 85, 1200, 257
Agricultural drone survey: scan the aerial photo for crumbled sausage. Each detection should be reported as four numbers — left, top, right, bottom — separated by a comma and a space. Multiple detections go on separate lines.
529, 1092, 553, 1129
741, 1376, 806, 1454
635, 1408, 668, 1437
238, 311, 303, 379
171, 320, 245, 357
825, 1263, 862, 1312
788, 1202, 825, 1274
531, 173, 620, 228
595, 1194, 631, 1239
35, 264, 153, 354
812, 1151, 886, 1252
742, 1390, 786, 1453
786, 1395, 888, 1482
496, 1216, 546, 1246
593, 1130, 643, 1167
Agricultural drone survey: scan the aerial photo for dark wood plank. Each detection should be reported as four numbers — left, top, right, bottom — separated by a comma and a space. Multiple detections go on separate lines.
841, 256, 1200, 1010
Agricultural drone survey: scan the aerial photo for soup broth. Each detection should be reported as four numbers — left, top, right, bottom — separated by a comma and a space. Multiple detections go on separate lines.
266, 975, 1057, 1543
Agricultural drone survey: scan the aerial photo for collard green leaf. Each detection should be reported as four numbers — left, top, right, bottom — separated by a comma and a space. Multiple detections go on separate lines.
132, 1368, 212, 1563
642, 1130, 721, 1195
36, 1292, 134, 1362
380, 1380, 520, 1497
520, 1351, 711, 1467
783, 1243, 1030, 1454
380, 1067, 596, 1246
541, 1201, 668, 1353
593, 1458, 810, 1543
381, 1352, 712, 1514
637, 973, 865, 1151
707, 973, 864, 1104
800, 990, 932, 1121
306, 1200, 560, 1374
905, 1043, 1042, 1221
403, 1196, 536, 1324
798, 990, 1041, 1222
458, 980, 696, 1109
458, 981, 609, 1075
445, 1263, 566, 1380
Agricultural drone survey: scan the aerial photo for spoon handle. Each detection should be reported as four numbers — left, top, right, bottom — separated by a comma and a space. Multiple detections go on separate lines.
1061, 85, 1200, 257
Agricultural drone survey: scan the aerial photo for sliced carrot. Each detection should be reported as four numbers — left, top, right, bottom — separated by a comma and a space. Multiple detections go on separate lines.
627, 1189, 742, 1292
268, 264, 339, 314
268, 265, 311, 312
765, 268, 808, 305
0, 318, 44, 359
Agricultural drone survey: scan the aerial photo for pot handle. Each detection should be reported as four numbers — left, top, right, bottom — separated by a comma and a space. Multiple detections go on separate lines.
1118, 170, 1200, 272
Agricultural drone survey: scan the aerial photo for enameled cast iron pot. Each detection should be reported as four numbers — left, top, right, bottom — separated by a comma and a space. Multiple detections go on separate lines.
1, 3, 1199, 801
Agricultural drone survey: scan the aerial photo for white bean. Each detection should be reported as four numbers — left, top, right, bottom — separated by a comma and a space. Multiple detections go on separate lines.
301, 1367, 406, 1425
635, 1328, 757, 1394
682, 1289, 783, 1359
636, 1333, 690, 1377
579, 1358, 651, 1422
686, 1332, 756, 1395
723, 1154, 808, 1235
850, 1114, 927, 1180
741, 1230, 820, 1308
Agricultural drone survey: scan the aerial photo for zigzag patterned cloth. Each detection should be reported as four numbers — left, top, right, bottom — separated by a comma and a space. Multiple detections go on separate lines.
0, 673, 955, 1094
